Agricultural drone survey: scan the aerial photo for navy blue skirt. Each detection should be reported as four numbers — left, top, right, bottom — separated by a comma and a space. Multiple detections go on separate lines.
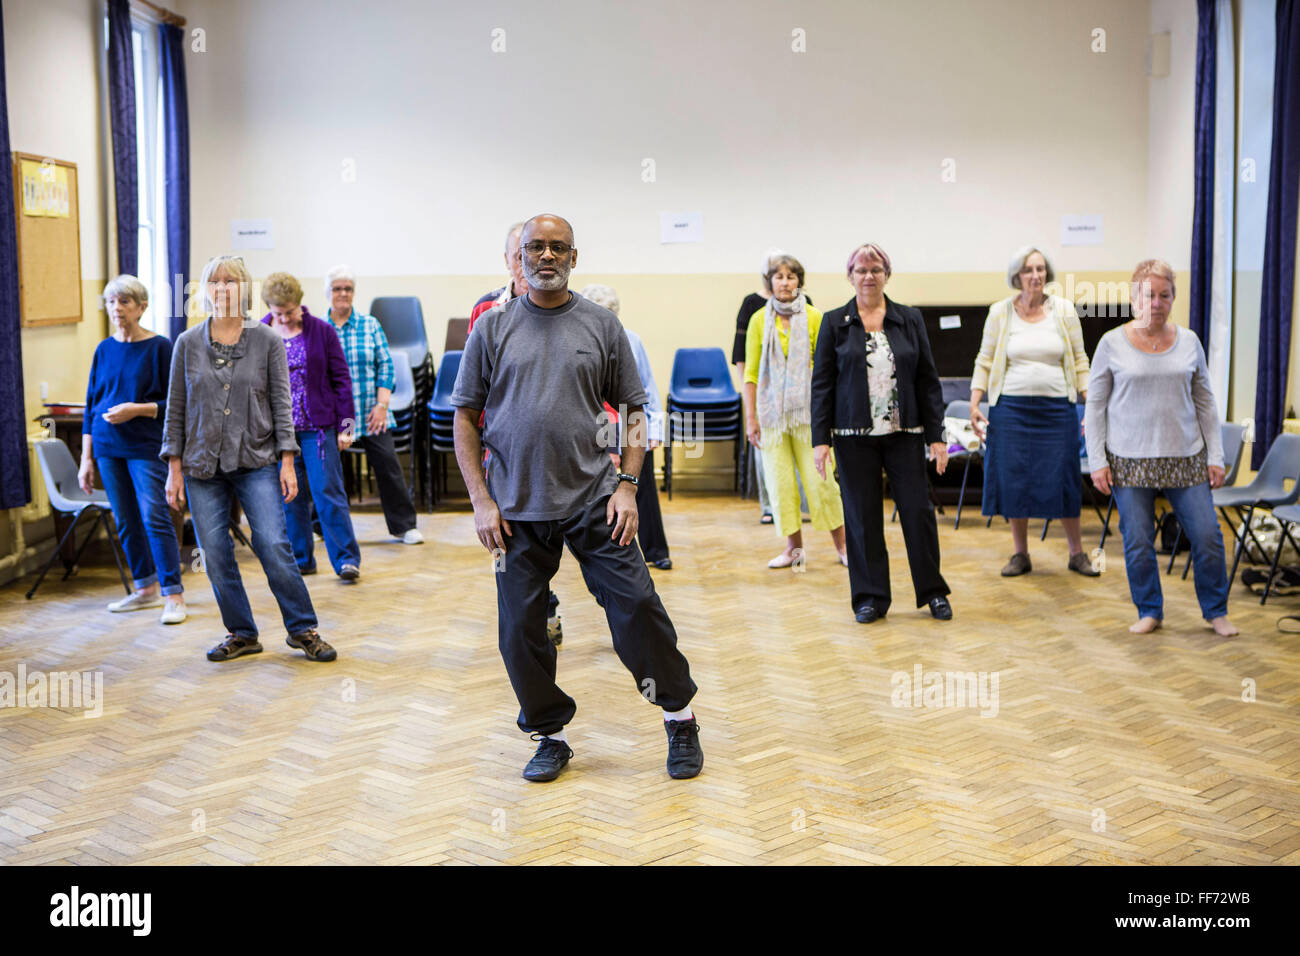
981, 395, 1081, 519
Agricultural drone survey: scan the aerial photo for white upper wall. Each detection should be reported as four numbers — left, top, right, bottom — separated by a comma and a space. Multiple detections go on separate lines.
181, 0, 1154, 279
1148, 0, 1197, 272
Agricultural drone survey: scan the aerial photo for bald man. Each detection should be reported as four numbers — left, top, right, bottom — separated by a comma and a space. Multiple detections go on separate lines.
451, 214, 702, 782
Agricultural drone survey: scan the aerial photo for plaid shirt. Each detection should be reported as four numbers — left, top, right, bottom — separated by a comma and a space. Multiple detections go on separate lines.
330, 308, 396, 437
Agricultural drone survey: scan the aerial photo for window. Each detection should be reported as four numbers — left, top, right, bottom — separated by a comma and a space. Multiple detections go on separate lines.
103, 11, 170, 333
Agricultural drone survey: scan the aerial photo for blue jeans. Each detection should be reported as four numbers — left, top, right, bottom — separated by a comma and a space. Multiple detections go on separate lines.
1112, 483, 1229, 621
185, 464, 317, 638
285, 430, 360, 573
96, 456, 183, 595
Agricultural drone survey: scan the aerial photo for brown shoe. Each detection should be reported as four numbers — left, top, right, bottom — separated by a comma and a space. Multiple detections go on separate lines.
1001, 552, 1032, 576
1068, 551, 1101, 577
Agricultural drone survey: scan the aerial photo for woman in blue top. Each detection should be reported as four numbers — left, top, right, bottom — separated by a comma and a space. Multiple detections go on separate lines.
77, 275, 186, 624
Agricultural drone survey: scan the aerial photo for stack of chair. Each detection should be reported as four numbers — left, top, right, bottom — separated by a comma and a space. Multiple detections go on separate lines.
662, 347, 743, 499
370, 296, 434, 507
426, 350, 462, 506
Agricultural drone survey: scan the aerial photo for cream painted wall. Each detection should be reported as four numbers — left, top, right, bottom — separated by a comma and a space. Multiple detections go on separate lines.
1148, 0, 1197, 274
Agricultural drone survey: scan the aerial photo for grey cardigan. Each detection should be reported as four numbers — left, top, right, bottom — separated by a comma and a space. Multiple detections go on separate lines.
160, 318, 299, 478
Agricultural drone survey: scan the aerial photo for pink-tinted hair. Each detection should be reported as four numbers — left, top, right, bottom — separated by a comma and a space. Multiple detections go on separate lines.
846, 243, 892, 277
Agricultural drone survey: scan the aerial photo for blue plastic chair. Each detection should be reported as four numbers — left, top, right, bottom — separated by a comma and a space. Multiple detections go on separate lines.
369, 296, 430, 374
945, 399, 987, 529
667, 348, 741, 407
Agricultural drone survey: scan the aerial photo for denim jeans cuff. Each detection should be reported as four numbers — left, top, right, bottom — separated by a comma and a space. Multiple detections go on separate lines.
160, 584, 185, 596
133, 573, 159, 590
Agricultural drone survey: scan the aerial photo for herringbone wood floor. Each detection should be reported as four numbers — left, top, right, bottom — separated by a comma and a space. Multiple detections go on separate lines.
1, 493, 1297, 865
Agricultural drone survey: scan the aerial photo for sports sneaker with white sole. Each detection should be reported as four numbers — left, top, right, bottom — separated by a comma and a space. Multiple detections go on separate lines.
159, 599, 187, 625
402, 529, 425, 545
107, 591, 163, 613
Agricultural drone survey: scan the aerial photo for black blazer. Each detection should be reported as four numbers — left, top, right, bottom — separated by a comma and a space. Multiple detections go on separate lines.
811, 296, 945, 447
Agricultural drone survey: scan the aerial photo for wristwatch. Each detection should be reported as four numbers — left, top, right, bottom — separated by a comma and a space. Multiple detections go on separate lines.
616, 472, 639, 487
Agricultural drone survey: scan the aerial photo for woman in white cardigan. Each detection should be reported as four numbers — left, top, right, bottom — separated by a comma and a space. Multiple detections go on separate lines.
970, 246, 1097, 577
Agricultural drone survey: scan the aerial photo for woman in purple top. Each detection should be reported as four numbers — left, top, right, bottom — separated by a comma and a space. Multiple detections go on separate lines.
260, 272, 362, 581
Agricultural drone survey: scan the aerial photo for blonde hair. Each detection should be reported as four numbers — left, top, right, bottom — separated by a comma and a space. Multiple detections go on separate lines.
261, 271, 304, 307
1131, 259, 1177, 298
199, 255, 253, 315
101, 274, 148, 308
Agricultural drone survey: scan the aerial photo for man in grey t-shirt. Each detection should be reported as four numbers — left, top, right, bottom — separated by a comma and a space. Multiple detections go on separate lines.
451, 213, 701, 783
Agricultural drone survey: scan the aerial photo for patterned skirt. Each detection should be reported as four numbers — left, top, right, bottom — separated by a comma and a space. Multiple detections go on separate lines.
1107, 448, 1207, 489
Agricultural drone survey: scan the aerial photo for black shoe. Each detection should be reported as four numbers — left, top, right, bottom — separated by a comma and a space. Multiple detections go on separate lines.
665, 718, 703, 779
338, 564, 360, 582
854, 601, 884, 624
286, 628, 337, 661
928, 596, 953, 620
522, 734, 573, 782
650, 558, 673, 570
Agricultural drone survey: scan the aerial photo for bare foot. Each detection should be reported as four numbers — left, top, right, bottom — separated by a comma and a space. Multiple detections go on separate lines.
1207, 616, 1239, 637
1129, 616, 1162, 634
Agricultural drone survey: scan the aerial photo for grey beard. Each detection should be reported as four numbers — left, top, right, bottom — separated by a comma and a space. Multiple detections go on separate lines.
524, 260, 570, 291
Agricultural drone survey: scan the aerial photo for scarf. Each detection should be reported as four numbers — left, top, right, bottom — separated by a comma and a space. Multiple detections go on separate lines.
755, 292, 812, 440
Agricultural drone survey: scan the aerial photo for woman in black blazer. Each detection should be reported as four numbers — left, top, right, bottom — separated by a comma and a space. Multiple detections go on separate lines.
812, 242, 952, 623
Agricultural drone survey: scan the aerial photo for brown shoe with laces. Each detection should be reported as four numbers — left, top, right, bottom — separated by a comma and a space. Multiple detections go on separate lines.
1001, 552, 1032, 576
286, 629, 337, 662
1068, 551, 1101, 577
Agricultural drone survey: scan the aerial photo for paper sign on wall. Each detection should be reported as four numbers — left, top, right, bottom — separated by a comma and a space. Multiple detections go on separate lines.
659, 211, 703, 244
939, 315, 961, 330
1061, 215, 1103, 246
231, 219, 275, 250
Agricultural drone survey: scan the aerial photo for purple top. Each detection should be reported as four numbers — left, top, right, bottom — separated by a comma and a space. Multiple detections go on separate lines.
259, 306, 355, 435
284, 333, 309, 431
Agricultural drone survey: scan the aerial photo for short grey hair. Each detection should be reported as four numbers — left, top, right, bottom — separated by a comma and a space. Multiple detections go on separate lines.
1007, 245, 1056, 289
505, 221, 525, 254
580, 283, 620, 316
324, 264, 357, 298
101, 274, 148, 308
760, 247, 786, 292
198, 255, 252, 315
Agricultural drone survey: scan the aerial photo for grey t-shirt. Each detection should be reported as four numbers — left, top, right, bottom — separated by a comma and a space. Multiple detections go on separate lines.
450, 292, 648, 520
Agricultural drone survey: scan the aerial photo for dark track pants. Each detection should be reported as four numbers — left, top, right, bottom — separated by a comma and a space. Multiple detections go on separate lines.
496, 495, 696, 735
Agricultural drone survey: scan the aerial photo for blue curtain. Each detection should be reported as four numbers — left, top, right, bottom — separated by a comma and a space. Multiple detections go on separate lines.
1254, 0, 1300, 467
107, 0, 136, 276
0, 0, 31, 509
1190, 0, 1217, 348
158, 23, 189, 339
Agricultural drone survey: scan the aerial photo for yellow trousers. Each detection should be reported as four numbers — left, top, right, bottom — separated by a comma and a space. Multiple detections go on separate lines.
761, 429, 844, 539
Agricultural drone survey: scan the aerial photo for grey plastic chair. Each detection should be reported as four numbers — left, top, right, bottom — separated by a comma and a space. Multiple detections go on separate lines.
26, 439, 131, 599
1170, 422, 1246, 574
1213, 432, 1300, 590
943, 399, 987, 529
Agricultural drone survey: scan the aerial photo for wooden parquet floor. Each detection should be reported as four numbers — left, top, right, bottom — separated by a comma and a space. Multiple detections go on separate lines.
1, 493, 1297, 865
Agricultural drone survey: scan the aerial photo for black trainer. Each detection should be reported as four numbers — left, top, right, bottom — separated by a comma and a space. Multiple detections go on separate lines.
522, 734, 573, 782
286, 629, 337, 662
665, 718, 703, 779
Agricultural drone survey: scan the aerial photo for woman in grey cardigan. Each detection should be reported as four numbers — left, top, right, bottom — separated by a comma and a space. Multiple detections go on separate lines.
1085, 259, 1237, 637
161, 255, 337, 662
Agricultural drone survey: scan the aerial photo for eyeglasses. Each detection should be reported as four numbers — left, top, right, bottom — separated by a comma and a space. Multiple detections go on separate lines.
852, 267, 887, 278
522, 240, 573, 257
331, 285, 354, 293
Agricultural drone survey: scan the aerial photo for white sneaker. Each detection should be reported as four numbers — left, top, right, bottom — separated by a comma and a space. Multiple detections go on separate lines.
107, 591, 163, 613
402, 529, 425, 545
160, 599, 187, 625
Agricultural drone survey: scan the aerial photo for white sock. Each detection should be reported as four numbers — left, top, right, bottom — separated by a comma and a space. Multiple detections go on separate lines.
664, 706, 694, 723
545, 730, 568, 743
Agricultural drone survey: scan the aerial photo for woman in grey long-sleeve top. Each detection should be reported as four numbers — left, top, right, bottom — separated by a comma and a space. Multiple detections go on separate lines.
1085, 259, 1237, 637
161, 255, 337, 662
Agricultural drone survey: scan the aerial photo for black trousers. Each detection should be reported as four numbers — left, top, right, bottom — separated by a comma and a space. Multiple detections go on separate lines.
352, 431, 417, 536
834, 433, 949, 614
636, 450, 670, 562
496, 495, 696, 736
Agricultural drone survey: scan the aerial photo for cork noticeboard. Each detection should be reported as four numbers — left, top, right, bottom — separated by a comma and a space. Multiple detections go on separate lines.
11, 152, 82, 327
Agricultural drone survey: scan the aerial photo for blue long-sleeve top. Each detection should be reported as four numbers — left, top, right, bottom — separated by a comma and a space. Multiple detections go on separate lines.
82, 335, 173, 459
